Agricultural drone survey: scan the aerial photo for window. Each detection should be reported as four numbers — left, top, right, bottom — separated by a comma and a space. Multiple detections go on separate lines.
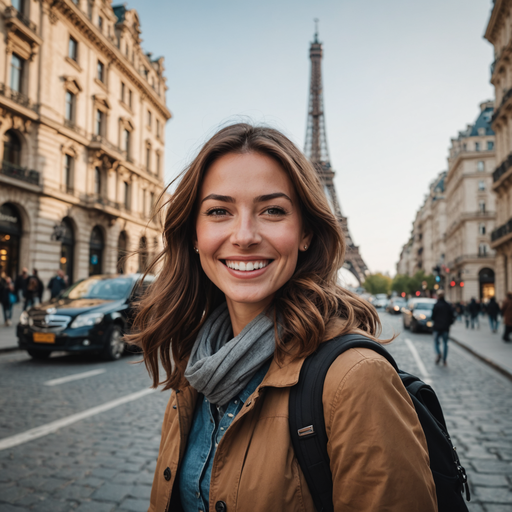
147, 110, 152, 128
123, 129, 130, 155
475, 142, 480, 151
64, 154, 73, 192
156, 119, 160, 138
123, 181, 130, 209
12, 0, 24, 12
87, 1, 93, 19
3, 130, 21, 166
95, 110, 104, 136
156, 152, 161, 176
477, 161, 485, 172
68, 37, 78, 61
487, 141, 494, 151
65, 91, 76, 122
146, 146, 151, 171
125, 43, 129, 57
478, 180, 486, 191
128, 89, 132, 108
479, 243, 488, 256
10, 54, 24, 93
98, 16, 103, 31
150, 192, 155, 212
143, 189, 147, 216
479, 223, 486, 235
479, 200, 486, 213
97, 60, 105, 82
121, 82, 125, 102
94, 167, 102, 196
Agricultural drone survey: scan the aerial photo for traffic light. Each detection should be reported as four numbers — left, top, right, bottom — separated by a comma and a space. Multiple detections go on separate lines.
401, 292, 406, 297
450, 280, 456, 287
460, 281, 464, 287
415, 291, 421, 296
435, 275, 441, 282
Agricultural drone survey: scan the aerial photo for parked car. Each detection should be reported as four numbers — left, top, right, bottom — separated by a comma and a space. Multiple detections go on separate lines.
17, 273, 154, 360
402, 298, 436, 333
386, 297, 406, 314
373, 293, 389, 309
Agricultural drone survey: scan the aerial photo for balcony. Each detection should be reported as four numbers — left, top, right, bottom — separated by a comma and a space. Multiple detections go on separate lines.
0, 83, 34, 110
493, 152, 512, 183
2, 6, 42, 50
63, 119, 87, 138
452, 253, 495, 266
491, 217, 512, 243
4, 6, 37, 33
1, 161, 40, 185
492, 87, 512, 124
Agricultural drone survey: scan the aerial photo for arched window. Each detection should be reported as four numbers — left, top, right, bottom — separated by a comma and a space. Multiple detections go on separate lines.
479, 268, 495, 300
138, 236, 148, 272
0, 203, 22, 279
60, 217, 75, 284
3, 131, 21, 166
89, 226, 104, 275
117, 231, 128, 274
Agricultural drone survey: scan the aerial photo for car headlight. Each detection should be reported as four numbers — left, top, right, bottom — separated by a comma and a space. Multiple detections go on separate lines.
70, 312, 104, 329
414, 313, 427, 320
19, 311, 30, 325
394, 306, 399, 311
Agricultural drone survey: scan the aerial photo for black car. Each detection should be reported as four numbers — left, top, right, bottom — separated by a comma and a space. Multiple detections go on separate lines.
386, 298, 406, 315
17, 274, 154, 360
402, 298, 436, 333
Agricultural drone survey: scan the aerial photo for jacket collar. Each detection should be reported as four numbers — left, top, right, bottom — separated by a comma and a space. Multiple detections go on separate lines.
260, 353, 305, 389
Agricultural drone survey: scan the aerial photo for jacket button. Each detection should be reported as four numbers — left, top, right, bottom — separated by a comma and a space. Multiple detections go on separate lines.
163, 467, 171, 481
215, 501, 227, 512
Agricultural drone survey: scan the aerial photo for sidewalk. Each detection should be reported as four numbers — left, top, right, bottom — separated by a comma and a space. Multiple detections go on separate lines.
449, 316, 512, 379
0, 303, 22, 352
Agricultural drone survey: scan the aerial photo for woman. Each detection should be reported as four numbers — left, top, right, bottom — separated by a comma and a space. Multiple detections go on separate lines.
0, 273, 15, 326
131, 124, 437, 511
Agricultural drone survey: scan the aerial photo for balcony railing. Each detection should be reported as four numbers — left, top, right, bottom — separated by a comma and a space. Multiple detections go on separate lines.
492, 217, 512, 242
4, 6, 38, 34
1, 161, 40, 185
64, 119, 87, 137
493, 152, 512, 182
85, 194, 122, 210
0, 83, 33, 109
492, 87, 512, 124
453, 253, 494, 265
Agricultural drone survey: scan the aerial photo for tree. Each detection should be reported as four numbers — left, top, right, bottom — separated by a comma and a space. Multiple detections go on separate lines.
391, 274, 410, 295
362, 273, 392, 295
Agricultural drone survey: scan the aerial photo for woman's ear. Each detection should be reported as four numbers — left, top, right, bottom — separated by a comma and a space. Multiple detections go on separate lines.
300, 230, 313, 252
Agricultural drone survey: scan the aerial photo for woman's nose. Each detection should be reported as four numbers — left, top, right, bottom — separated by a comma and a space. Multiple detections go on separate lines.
230, 213, 261, 248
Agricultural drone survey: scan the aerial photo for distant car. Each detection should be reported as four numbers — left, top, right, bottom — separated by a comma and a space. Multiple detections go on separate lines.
17, 273, 154, 361
386, 298, 406, 314
402, 298, 436, 333
373, 294, 389, 309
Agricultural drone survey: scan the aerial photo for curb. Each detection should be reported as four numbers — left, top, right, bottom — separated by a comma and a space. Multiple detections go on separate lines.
0, 347, 21, 354
449, 335, 512, 382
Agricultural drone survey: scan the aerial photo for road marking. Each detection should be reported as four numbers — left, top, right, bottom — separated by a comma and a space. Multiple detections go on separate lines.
44, 369, 106, 386
0, 388, 155, 451
404, 338, 432, 384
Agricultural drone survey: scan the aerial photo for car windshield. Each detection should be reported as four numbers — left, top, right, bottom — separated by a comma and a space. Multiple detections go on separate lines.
394, 300, 406, 306
415, 302, 434, 310
62, 276, 133, 300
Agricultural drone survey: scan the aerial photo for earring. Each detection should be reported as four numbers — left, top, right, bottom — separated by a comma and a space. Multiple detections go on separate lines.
304, 245, 308, 250
194, 247, 199, 253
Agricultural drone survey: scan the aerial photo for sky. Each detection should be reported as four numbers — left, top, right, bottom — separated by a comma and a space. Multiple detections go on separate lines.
126, 0, 495, 276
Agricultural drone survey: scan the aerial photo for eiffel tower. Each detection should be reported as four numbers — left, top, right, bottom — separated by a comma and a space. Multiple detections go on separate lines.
304, 23, 368, 284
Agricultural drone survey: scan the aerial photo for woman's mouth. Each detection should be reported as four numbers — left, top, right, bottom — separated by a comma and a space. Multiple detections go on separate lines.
223, 260, 272, 272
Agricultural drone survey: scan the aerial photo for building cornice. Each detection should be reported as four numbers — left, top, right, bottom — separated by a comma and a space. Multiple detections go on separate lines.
485, 0, 512, 43
52, 0, 171, 121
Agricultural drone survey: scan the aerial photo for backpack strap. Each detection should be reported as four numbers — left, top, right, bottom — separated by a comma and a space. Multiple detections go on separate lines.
288, 334, 397, 512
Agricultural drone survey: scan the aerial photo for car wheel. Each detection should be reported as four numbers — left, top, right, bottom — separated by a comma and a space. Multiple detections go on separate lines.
410, 320, 418, 333
27, 349, 51, 360
103, 325, 125, 361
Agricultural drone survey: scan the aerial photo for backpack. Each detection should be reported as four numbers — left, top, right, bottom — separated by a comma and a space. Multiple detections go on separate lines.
288, 334, 470, 512
27, 276, 39, 292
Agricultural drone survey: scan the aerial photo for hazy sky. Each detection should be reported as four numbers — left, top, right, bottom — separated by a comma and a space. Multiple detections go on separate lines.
127, 0, 495, 276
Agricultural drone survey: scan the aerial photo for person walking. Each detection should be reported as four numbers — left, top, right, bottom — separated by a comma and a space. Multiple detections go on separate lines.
487, 296, 501, 333
24, 269, 42, 310
14, 267, 28, 305
48, 269, 67, 299
468, 297, 480, 329
431, 292, 455, 366
501, 292, 512, 342
0, 273, 16, 326
129, 124, 437, 511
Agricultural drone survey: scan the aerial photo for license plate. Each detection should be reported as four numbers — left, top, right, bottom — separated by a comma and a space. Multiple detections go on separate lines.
33, 332, 55, 343
426, 321, 433, 328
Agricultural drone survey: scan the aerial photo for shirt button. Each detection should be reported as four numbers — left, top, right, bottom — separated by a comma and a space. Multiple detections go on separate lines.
234, 400, 238, 404
196, 491, 201, 498
215, 501, 227, 512
163, 467, 171, 481
227, 413, 234, 418
220, 427, 224, 431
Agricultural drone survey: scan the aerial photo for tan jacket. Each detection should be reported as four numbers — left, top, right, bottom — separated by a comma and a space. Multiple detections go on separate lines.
149, 347, 438, 512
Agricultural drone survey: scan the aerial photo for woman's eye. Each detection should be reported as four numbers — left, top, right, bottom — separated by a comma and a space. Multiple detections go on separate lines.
264, 207, 286, 216
206, 208, 228, 216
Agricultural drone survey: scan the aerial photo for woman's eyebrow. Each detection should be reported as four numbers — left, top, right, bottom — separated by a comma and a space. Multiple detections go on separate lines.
254, 193, 292, 203
201, 194, 235, 204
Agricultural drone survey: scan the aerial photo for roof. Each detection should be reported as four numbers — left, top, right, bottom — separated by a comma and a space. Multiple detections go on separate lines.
469, 105, 494, 137
113, 5, 126, 23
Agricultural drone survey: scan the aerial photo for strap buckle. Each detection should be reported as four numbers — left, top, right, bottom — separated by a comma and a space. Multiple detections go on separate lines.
298, 425, 315, 437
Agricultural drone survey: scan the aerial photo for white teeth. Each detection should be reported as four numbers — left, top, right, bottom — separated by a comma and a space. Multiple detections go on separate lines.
226, 260, 269, 271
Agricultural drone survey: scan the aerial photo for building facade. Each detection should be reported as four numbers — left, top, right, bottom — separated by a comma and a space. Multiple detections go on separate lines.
444, 101, 496, 302
0, 0, 171, 291
486, 1, 512, 301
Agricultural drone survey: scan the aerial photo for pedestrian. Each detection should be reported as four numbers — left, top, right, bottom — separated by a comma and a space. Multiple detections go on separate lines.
468, 297, 480, 329
14, 267, 28, 304
462, 301, 470, 328
129, 124, 437, 511
431, 291, 455, 366
501, 292, 512, 342
24, 269, 42, 310
487, 296, 500, 333
0, 273, 16, 326
48, 269, 67, 299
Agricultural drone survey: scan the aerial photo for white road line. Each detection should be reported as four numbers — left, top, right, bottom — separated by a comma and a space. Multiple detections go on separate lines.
0, 388, 155, 451
404, 338, 432, 384
44, 369, 106, 386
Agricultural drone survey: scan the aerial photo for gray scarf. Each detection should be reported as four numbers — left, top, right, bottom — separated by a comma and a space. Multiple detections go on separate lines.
184, 302, 276, 406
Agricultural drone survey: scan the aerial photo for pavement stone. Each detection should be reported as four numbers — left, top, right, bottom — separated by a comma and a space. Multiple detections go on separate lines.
118, 497, 149, 512
91, 483, 134, 503
75, 501, 116, 512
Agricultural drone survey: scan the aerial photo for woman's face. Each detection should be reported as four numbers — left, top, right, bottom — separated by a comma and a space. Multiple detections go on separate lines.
196, 152, 311, 314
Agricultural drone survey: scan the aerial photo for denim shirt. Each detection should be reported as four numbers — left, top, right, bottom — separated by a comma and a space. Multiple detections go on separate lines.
179, 361, 271, 512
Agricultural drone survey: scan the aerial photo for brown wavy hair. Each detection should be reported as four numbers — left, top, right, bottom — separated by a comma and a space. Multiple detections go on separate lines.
128, 123, 383, 389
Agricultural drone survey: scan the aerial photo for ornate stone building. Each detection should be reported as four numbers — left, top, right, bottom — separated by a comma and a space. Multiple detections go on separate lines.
444, 101, 496, 302
0, 0, 171, 290
485, 1, 512, 301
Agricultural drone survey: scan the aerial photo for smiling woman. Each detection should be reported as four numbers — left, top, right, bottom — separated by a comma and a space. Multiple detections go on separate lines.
128, 123, 437, 512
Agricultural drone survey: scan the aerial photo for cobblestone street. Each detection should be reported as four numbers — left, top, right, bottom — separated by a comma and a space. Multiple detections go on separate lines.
0, 312, 511, 511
